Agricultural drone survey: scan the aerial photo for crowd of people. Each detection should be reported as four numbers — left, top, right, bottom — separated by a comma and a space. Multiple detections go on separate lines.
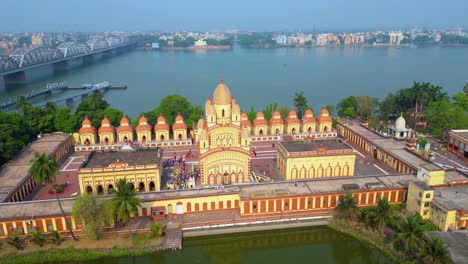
164, 150, 198, 190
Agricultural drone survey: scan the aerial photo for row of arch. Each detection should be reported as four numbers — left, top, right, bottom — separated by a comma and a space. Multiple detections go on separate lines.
0, 37, 129, 71
288, 164, 351, 179
208, 172, 245, 185
85, 181, 157, 195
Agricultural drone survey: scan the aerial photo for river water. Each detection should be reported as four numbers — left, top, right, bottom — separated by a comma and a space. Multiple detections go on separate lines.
1, 46, 467, 118
70, 227, 393, 264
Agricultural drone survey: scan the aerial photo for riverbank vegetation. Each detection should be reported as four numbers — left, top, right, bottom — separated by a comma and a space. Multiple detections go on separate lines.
334, 82, 468, 136
332, 193, 452, 264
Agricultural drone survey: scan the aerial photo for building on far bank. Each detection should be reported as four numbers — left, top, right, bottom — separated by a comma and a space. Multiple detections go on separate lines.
447, 130, 468, 162
78, 150, 161, 195
276, 139, 355, 180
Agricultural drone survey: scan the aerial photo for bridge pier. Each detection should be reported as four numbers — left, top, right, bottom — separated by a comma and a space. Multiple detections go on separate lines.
3, 71, 26, 85
53, 61, 69, 74
82, 54, 94, 65
66, 98, 73, 105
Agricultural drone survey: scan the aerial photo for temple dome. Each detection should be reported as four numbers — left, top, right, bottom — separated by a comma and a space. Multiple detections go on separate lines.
101, 116, 111, 126
213, 80, 232, 105
82, 117, 92, 127
395, 115, 406, 130
157, 115, 166, 124
138, 115, 148, 124
320, 107, 330, 117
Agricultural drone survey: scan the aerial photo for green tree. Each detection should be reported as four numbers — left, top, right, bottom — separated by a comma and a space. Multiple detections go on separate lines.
355, 96, 378, 120
262, 102, 278, 121
76, 93, 109, 112
0, 112, 32, 166
372, 198, 393, 234
293, 92, 309, 119
72, 194, 110, 240
146, 94, 200, 129
325, 104, 336, 116
393, 214, 424, 252
106, 179, 142, 232
419, 237, 451, 264
7, 231, 24, 250
335, 192, 361, 220
424, 99, 468, 136
247, 106, 256, 122
49, 230, 62, 245
31, 230, 46, 247
29, 153, 58, 185
54, 107, 78, 133
15, 96, 31, 114
337, 96, 358, 118
150, 221, 165, 237
452, 92, 468, 112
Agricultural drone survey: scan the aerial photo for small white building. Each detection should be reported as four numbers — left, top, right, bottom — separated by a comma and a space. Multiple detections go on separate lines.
388, 114, 412, 140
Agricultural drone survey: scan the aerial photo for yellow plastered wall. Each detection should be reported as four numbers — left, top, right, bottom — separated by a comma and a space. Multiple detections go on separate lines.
155, 129, 169, 141
78, 165, 160, 194
281, 154, 355, 180
407, 182, 435, 220
141, 193, 240, 215
209, 126, 241, 148
99, 132, 114, 144
173, 129, 187, 140
286, 123, 301, 134
253, 124, 268, 136
200, 150, 250, 185
118, 131, 134, 143
270, 124, 284, 135
79, 133, 96, 145
302, 123, 316, 133
214, 103, 232, 124
137, 130, 152, 142
319, 121, 332, 132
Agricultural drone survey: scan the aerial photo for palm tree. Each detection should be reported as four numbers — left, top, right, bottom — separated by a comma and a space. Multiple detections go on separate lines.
29, 153, 58, 185
16, 96, 31, 114
373, 198, 393, 234
293, 91, 308, 119
107, 178, 142, 233
29, 153, 78, 241
393, 214, 424, 252
335, 192, 361, 220
420, 237, 451, 264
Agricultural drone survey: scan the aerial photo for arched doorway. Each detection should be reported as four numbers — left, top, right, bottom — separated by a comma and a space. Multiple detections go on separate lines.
86, 186, 93, 193
222, 109, 225, 117
324, 126, 328, 132
160, 134, 165, 141
238, 173, 243, 183
84, 138, 90, 145
167, 204, 173, 214
209, 174, 214, 185
308, 127, 312, 133
149, 181, 155, 191
223, 172, 229, 185
292, 127, 296, 134
128, 182, 135, 191
123, 136, 128, 143
231, 173, 236, 184
178, 134, 182, 140
138, 182, 145, 192
259, 129, 264, 136
216, 174, 222, 185
107, 184, 114, 193
104, 137, 109, 144
142, 135, 146, 142
276, 128, 280, 135
97, 185, 104, 195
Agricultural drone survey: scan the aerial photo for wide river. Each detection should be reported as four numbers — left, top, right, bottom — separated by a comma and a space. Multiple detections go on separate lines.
69, 227, 393, 264
1, 46, 467, 118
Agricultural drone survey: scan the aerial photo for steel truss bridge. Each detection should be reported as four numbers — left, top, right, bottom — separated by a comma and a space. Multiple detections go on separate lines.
0, 37, 134, 77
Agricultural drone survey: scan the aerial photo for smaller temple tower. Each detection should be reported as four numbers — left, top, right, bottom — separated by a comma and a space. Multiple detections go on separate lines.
98, 116, 115, 144
79, 117, 97, 145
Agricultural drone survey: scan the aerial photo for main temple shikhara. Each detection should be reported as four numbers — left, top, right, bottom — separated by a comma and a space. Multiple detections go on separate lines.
195, 80, 252, 185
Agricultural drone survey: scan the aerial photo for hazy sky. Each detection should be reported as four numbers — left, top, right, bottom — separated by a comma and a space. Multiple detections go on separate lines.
1, 0, 467, 32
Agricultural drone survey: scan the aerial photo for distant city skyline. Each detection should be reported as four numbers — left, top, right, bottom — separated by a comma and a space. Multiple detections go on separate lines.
1, 0, 468, 32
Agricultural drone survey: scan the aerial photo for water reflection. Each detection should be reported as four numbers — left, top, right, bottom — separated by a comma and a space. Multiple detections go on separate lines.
77, 227, 392, 264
